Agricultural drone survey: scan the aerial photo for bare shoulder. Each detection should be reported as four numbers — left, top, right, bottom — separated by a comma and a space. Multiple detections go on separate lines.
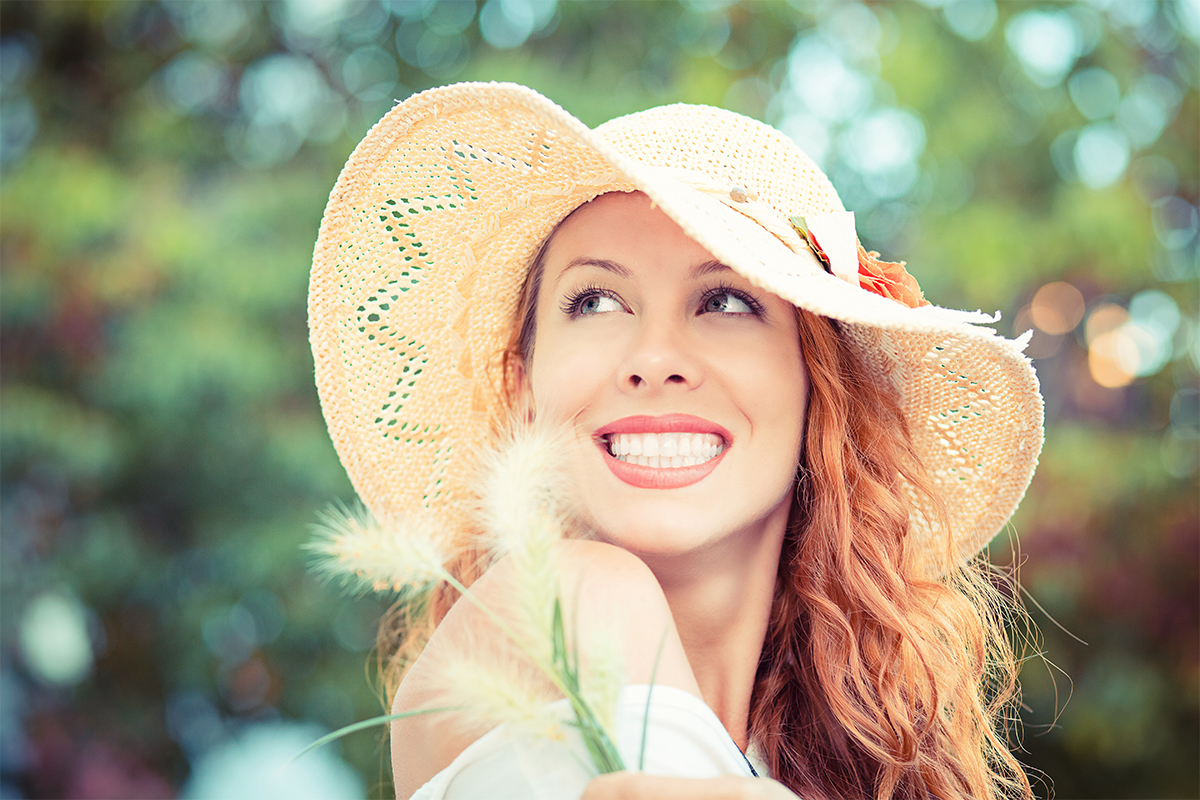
390, 541, 698, 798
389, 560, 518, 798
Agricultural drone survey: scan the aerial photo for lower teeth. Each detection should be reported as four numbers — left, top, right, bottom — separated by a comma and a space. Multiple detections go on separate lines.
609, 451, 719, 468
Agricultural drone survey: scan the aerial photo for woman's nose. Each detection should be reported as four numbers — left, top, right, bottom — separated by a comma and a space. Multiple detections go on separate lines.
619, 317, 702, 392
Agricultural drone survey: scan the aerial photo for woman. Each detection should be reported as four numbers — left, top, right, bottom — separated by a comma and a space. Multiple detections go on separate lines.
309, 83, 1044, 799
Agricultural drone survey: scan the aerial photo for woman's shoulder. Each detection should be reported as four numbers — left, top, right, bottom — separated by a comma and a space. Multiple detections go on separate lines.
390, 554, 532, 798
390, 628, 479, 799
391, 540, 696, 798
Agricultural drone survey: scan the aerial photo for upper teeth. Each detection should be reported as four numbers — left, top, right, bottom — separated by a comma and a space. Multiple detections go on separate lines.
606, 432, 724, 468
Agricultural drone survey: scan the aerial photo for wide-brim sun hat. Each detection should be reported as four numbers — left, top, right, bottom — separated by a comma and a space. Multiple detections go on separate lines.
309, 81, 1044, 576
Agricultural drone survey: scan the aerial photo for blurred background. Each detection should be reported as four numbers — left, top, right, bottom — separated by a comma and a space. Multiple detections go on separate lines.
0, 0, 1195, 798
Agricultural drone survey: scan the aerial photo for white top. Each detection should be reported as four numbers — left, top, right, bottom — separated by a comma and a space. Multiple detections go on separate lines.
408, 684, 762, 800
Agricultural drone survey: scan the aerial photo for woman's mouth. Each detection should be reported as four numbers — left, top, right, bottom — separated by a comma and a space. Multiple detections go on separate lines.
593, 415, 730, 489
604, 432, 725, 468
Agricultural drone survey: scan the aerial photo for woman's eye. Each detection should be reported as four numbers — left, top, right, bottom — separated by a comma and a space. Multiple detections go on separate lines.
702, 291, 755, 314
568, 291, 624, 316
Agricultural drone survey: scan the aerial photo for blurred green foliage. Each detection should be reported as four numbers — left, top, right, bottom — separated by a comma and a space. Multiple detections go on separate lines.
0, 1, 1196, 798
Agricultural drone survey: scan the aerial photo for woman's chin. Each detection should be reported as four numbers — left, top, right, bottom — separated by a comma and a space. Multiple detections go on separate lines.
579, 509, 732, 559
573, 490, 796, 574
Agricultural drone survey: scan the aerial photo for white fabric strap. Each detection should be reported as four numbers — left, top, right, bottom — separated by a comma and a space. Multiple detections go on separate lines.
646, 166, 862, 288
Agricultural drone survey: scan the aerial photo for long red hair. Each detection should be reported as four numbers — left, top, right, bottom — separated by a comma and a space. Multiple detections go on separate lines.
748, 311, 1031, 799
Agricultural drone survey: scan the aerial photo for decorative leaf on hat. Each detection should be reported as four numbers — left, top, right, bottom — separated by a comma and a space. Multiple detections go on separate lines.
797, 212, 859, 284
788, 215, 830, 270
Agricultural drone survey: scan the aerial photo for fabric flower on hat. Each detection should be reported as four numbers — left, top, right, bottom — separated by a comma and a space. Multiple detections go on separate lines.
857, 245, 928, 309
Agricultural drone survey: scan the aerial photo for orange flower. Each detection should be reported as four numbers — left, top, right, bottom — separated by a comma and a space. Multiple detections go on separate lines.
856, 244, 928, 309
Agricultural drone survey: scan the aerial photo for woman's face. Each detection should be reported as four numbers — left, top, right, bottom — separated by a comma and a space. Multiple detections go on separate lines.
519, 192, 808, 557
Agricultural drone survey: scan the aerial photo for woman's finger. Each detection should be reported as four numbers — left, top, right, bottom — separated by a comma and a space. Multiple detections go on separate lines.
581, 772, 800, 800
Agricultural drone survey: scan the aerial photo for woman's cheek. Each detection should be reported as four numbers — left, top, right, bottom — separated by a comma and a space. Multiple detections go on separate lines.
531, 348, 600, 419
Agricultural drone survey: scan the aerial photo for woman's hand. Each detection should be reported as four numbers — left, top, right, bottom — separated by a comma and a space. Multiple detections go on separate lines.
582, 772, 801, 799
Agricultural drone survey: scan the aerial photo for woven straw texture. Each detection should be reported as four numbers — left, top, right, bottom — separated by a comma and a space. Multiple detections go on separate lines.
309, 82, 1044, 575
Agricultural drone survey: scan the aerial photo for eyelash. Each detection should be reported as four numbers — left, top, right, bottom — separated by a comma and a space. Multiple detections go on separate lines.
560, 284, 620, 317
560, 284, 765, 318
700, 285, 765, 317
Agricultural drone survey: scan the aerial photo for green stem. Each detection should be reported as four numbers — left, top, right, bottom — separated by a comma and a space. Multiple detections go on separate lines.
639, 628, 670, 771
290, 706, 464, 764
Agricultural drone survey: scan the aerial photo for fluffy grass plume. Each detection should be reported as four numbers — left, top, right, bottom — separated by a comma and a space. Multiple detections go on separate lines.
474, 416, 576, 666
474, 414, 576, 556
306, 502, 452, 594
429, 637, 566, 742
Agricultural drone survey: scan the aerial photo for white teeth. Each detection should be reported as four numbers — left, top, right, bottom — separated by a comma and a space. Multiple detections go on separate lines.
660, 433, 678, 458
642, 434, 659, 457
606, 432, 725, 468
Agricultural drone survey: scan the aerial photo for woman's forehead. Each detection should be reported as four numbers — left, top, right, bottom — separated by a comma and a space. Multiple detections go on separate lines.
543, 193, 721, 277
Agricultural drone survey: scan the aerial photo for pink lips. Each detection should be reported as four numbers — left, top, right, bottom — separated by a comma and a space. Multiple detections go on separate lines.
594, 414, 731, 490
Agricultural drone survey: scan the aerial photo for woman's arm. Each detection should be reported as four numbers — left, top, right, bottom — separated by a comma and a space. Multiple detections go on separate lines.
390, 539, 702, 799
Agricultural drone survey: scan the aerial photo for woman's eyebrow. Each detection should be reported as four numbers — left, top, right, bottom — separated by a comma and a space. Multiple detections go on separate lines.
557, 257, 731, 283
692, 259, 733, 278
559, 257, 632, 279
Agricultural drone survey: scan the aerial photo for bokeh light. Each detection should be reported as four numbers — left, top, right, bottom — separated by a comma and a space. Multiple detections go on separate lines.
1152, 195, 1199, 250
1086, 302, 1130, 343
1089, 325, 1149, 388
840, 107, 926, 199
1084, 292, 1180, 388
941, 0, 998, 42
164, 0, 251, 47
1117, 73, 1183, 149
1068, 66, 1120, 120
0, 35, 39, 168
158, 52, 227, 116
479, 0, 558, 50
1074, 123, 1130, 189
342, 45, 400, 101
1006, 8, 1083, 87
783, 35, 873, 125
17, 591, 94, 687
1030, 281, 1086, 335
181, 721, 364, 800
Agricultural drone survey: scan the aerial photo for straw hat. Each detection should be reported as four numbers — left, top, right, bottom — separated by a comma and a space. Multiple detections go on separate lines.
309, 82, 1043, 575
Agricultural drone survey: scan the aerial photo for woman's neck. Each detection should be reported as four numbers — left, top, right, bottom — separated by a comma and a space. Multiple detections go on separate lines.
636, 500, 790, 751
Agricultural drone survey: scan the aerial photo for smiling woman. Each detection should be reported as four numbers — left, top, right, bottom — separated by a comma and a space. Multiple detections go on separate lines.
308, 82, 1045, 800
